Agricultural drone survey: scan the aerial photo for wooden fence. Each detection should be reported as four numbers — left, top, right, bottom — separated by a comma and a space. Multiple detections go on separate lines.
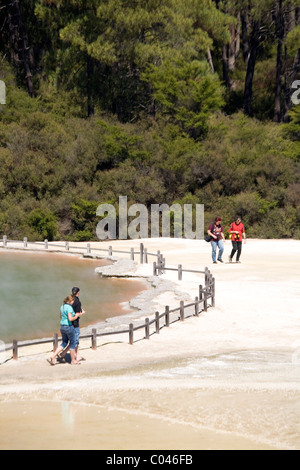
0, 236, 158, 264
0, 236, 215, 361
153, 252, 209, 280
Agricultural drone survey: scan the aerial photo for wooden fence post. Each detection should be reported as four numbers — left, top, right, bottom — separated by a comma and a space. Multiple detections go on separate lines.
145, 318, 150, 339
157, 251, 161, 274
195, 296, 199, 315
91, 328, 97, 350
207, 273, 211, 298
3, 235, 7, 247
157, 255, 161, 275
144, 248, 148, 264
178, 264, 182, 280
129, 323, 134, 344
65, 241, 69, 251
203, 289, 208, 312
108, 246, 112, 256
155, 312, 160, 334
44, 239, 48, 249
160, 255, 164, 274
130, 248, 134, 260
140, 243, 144, 264
205, 267, 209, 287
199, 284, 203, 301
165, 305, 170, 327
24, 237, 27, 248
53, 333, 58, 351
153, 261, 157, 276
180, 300, 184, 320
12, 340, 18, 360
211, 277, 215, 307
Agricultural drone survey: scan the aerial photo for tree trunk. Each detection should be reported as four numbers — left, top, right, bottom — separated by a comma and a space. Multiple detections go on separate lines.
241, 11, 250, 62
222, 44, 230, 89
243, 20, 260, 116
207, 48, 215, 74
273, 0, 285, 123
6, 0, 34, 97
222, 16, 241, 87
228, 24, 237, 71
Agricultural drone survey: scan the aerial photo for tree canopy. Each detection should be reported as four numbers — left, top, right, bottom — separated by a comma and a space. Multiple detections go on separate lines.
0, 0, 299, 240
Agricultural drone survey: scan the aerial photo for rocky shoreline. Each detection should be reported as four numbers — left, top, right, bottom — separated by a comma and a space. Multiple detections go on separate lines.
80, 257, 196, 335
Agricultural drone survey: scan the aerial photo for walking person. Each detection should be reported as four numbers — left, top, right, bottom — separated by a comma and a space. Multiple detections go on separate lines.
207, 217, 225, 264
58, 287, 85, 363
71, 286, 85, 362
47, 295, 83, 366
228, 215, 246, 263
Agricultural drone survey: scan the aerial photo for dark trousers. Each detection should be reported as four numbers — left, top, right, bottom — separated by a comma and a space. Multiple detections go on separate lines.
230, 241, 242, 261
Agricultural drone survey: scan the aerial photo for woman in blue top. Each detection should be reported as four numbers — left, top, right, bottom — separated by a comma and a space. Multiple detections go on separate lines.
48, 295, 83, 365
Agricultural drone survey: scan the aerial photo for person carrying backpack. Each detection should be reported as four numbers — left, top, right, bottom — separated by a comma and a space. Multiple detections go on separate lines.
207, 217, 225, 263
228, 216, 246, 263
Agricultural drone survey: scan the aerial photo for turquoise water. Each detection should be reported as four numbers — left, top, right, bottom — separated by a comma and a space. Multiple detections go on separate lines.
0, 250, 143, 343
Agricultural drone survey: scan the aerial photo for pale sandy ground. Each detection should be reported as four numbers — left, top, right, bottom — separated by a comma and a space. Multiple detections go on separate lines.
0, 238, 299, 450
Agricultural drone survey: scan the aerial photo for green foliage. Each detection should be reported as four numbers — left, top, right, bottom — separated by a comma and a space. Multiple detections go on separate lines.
70, 199, 99, 240
27, 209, 58, 241
0, 77, 299, 240
142, 59, 224, 138
30, 0, 229, 121
0, 0, 300, 241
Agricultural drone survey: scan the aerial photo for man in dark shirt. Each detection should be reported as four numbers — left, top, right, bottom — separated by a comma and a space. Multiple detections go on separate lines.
71, 286, 85, 362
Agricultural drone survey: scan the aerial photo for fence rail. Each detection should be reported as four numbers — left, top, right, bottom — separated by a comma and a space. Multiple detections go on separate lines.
0, 236, 161, 264
0, 236, 215, 362
153, 253, 209, 280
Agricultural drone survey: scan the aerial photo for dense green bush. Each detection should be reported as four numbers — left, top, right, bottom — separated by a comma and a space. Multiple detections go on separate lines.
0, 94, 299, 240
26, 209, 58, 241
0, 0, 299, 244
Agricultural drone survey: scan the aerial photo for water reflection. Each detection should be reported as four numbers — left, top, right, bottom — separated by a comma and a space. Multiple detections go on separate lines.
61, 402, 76, 431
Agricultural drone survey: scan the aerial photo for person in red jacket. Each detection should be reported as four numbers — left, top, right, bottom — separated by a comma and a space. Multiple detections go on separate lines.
228, 216, 246, 263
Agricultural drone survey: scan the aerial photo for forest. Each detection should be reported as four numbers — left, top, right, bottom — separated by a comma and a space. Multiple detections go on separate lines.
0, 0, 299, 241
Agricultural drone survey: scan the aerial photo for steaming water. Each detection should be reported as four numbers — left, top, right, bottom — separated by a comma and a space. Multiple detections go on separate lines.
0, 250, 143, 343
